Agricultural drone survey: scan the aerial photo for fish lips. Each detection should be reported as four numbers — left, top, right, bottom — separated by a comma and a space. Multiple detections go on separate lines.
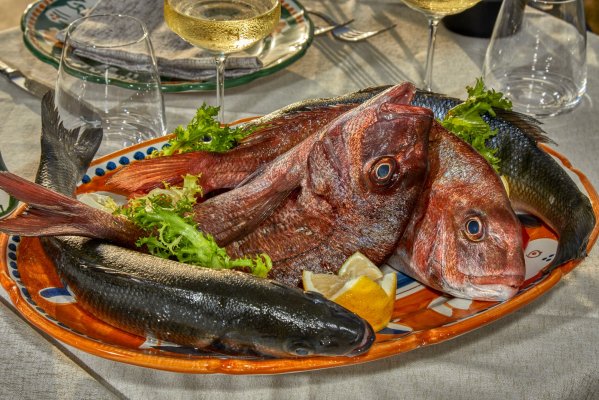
444, 274, 524, 302
346, 319, 375, 356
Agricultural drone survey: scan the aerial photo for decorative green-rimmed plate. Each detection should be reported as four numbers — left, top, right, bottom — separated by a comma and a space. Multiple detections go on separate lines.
21, 0, 314, 92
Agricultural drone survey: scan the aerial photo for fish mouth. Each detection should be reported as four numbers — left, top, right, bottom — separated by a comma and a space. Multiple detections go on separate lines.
444, 274, 524, 302
346, 319, 375, 357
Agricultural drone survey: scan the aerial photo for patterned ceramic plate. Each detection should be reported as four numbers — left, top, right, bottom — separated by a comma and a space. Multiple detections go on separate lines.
21, 0, 313, 92
0, 138, 597, 374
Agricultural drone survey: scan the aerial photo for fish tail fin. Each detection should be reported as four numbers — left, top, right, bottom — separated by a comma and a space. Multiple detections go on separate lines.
548, 200, 596, 270
105, 152, 204, 195
0, 171, 139, 247
37, 91, 103, 194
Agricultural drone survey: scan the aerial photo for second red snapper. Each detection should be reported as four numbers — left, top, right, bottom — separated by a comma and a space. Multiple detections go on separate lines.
387, 123, 525, 301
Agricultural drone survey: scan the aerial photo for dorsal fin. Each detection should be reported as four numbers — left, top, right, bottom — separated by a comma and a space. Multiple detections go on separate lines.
493, 108, 555, 145
105, 152, 209, 195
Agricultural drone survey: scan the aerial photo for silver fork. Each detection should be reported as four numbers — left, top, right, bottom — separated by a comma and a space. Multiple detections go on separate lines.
307, 10, 396, 42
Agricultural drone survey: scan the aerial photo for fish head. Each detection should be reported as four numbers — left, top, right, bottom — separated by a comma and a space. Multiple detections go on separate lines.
247, 287, 375, 358
425, 186, 526, 301
282, 290, 375, 358
397, 127, 526, 302
307, 84, 432, 262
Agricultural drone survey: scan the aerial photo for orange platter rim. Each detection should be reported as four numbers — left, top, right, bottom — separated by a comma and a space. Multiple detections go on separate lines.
0, 137, 597, 375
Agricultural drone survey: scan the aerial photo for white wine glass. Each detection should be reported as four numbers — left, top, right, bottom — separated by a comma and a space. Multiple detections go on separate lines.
401, 0, 480, 90
164, 0, 281, 123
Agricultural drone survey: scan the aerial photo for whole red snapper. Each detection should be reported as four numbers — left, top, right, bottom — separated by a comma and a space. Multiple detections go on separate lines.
387, 123, 525, 301
192, 85, 433, 286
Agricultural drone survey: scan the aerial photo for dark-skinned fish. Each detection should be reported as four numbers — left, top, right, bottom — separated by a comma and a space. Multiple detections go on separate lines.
0, 92, 375, 358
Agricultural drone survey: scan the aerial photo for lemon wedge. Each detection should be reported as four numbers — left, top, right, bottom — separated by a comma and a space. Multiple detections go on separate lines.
338, 251, 384, 281
302, 271, 346, 298
302, 252, 397, 332
500, 175, 510, 197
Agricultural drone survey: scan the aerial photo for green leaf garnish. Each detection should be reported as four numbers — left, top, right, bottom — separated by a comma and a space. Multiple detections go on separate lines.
441, 78, 512, 171
158, 104, 255, 156
117, 175, 271, 278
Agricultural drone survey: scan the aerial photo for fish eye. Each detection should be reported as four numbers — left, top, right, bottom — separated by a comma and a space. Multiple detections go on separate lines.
288, 341, 313, 356
464, 217, 485, 241
368, 156, 398, 187
295, 348, 309, 356
293, 346, 312, 356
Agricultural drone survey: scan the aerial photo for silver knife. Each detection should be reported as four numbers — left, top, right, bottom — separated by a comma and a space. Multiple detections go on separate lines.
0, 59, 52, 98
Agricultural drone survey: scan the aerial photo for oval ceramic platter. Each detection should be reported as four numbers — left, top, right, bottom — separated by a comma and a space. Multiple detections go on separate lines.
21, 0, 313, 92
0, 137, 597, 374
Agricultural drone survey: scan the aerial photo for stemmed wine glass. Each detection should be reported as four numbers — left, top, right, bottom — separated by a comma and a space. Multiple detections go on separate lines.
164, 0, 281, 123
401, 0, 480, 90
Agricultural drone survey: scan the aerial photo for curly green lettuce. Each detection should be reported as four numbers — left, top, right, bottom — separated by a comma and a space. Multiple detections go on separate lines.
117, 175, 271, 278
441, 78, 513, 171
158, 104, 256, 156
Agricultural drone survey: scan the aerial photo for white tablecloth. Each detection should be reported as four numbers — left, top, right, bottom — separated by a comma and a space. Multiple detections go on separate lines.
0, 1, 598, 399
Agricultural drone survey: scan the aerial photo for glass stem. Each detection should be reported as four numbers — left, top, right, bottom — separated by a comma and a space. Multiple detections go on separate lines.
215, 53, 227, 123
424, 16, 441, 91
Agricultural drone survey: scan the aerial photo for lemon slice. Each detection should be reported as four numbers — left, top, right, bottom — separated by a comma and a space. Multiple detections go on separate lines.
378, 272, 397, 299
302, 271, 346, 298
500, 175, 510, 197
302, 252, 397, 332
331, 275, 395, 332
338, 251, 384, 281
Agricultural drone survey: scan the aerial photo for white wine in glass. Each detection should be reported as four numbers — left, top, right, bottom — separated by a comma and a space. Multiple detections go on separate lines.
164, 0, 281, 122
401, 0, 479, 90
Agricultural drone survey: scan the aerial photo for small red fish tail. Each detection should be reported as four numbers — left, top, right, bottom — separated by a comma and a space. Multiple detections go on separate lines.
0, 171, 140, 248
104, 152, 208, 195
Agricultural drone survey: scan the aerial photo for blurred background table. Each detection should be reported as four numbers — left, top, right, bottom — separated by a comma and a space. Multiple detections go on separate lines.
0, 1, 598, 399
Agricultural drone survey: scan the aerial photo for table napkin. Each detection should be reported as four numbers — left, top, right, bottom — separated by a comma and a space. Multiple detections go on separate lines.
56, 0, 263, 81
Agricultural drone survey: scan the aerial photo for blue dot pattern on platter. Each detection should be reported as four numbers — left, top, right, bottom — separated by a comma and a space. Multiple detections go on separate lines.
39, 287, 76, 304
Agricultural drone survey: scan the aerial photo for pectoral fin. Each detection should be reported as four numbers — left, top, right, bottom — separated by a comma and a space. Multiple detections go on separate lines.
193, 170, 300, 246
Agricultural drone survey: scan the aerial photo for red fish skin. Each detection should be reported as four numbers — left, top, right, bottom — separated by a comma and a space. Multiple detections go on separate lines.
211, 94, 433, 287
104, 84, 417, 196
387, 122, 525, 301
191, 125, 322, 246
